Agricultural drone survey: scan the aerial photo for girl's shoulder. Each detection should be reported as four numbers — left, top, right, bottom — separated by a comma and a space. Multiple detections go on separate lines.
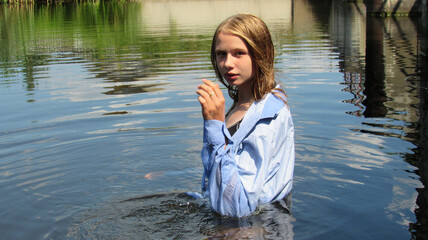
259, 91, 288, 120
270, 84, 288, 105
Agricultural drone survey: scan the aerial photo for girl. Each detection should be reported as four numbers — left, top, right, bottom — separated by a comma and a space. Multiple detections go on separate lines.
196, 14, 295, 217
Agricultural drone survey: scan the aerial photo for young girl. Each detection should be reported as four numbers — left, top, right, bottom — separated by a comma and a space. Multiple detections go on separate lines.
196, 14, 295, 217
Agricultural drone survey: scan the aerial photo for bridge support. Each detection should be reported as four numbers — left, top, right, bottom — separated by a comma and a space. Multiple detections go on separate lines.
364, 0, 422, 16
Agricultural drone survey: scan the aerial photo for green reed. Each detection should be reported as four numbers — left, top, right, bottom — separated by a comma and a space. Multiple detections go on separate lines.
1, 0, 102, 4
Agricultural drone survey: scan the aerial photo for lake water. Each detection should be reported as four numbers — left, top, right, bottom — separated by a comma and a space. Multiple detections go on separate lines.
1, 0, 427, 239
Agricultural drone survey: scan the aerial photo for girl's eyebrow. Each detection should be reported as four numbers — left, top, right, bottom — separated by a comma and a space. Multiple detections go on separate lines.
215, 47, 247, 52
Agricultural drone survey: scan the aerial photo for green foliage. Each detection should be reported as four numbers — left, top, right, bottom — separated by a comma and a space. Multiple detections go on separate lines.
1, 0, 102, 4
0, 1, 212, 88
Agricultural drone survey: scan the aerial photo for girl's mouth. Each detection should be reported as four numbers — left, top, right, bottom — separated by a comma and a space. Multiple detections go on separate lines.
225, 73, 238, 81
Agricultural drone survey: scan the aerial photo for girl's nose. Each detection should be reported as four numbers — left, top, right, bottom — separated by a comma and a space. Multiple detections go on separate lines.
224, 54, 233, 69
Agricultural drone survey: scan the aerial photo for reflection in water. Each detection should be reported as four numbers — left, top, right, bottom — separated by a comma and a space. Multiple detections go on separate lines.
1, 0, 428, 239
103, 83, 168, 95
330, 1, 427, 238
68, 193, 294, 239
92, 59, 151, 83
409, 33, 428, 238
0, 1, 211, 99
364, 16, 387, 118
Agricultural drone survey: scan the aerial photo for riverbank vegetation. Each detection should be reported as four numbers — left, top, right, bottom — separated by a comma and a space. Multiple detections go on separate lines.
1, 0, 119, 4
0, 0, 212, 90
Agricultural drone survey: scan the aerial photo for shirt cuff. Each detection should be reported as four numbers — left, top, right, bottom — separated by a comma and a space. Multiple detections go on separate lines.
203, 120, 226, 146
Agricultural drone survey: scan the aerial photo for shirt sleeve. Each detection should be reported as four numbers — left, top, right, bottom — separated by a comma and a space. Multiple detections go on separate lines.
201, 119, 250, 216
200, 106, 294, 217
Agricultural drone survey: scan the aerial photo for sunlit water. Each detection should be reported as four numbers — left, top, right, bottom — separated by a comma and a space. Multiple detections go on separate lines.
1, 0, 427, 239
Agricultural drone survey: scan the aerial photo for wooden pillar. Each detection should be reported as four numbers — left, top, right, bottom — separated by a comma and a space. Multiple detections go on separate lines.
422, 0, 428, 57
365, 0, 421, 16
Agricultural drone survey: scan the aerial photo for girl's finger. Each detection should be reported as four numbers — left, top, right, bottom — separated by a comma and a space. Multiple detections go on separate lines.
198, 86, 219, 108
197, 95, 206, 105
196, 89, 216, 112
196, 88, 213, 101
198, 84, 215, 97
202, 80, 223, 99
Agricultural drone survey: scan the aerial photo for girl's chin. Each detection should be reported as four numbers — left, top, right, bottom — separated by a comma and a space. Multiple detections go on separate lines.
226, 80, 252, 88
224, 79, 236, 86
227, 82, 240, 88
225, 78, 241, 86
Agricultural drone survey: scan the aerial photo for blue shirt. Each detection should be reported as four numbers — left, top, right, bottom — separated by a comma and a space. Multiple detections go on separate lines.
201, 88, 295, 217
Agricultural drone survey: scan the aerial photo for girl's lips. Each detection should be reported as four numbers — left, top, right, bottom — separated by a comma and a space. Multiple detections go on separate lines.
225, 73, 238, 81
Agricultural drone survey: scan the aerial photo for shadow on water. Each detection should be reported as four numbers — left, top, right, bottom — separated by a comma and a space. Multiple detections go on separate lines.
363, 16, 387, 118
67, 192, 294, 239
408, 35, 428, 238
363, 14, 428, 240
327, 1, 428, 238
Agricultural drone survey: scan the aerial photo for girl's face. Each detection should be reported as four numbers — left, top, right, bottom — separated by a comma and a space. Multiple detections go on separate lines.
215, 32, 254, 91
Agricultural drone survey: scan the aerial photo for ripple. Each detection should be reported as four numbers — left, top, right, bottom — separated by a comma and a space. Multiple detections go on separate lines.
68, 192, 294, 240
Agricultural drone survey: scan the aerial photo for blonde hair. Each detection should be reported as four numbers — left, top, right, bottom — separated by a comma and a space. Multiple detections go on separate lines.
211, 14, 285, 104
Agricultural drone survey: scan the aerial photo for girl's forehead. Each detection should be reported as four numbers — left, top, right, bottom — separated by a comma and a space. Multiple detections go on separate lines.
216, 30, 235, 39
215, 32, 246, 46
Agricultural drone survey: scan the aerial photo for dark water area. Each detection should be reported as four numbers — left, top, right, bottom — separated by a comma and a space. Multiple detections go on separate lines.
1, 0, 427, 239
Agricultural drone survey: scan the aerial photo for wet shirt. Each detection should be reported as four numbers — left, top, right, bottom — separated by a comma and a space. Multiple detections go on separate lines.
201, 88, 295, 217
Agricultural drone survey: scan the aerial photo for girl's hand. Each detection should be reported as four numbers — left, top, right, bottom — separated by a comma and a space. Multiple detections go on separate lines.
196, 79, 225, 121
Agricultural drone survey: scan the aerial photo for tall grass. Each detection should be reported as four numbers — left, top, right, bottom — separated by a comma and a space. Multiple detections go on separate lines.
1, 0, 101, 4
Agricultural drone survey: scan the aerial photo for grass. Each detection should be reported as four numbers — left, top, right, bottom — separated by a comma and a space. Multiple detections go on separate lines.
1, 0, 103, 4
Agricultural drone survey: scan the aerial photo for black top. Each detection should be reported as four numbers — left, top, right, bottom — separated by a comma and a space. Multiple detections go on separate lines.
227, 119, 242, 136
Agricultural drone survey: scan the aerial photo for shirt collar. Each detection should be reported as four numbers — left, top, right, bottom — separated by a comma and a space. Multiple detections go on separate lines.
260, 92, 286, 119
229, 85, 287, 144
256, 86, 287, 120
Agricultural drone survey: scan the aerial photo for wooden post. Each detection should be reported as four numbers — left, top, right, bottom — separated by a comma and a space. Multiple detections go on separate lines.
365, 0, 421, 16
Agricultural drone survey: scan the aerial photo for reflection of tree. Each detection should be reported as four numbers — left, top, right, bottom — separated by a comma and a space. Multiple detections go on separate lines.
22, 54, 49, 92
91, 59, 151, 83
103, 83, 168, 95
0, 1, 212, 101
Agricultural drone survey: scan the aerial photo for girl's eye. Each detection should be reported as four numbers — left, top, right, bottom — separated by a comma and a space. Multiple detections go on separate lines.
235, 51, 245, 56
216, 52, 226, 57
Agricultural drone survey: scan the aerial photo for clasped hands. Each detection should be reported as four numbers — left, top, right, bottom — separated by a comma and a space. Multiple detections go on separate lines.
196, 79, 225, 122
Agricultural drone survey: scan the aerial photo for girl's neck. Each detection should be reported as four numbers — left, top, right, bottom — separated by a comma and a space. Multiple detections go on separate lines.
237, 86, 254, 105
226, 91, 253, 127
236, 97, 254, 107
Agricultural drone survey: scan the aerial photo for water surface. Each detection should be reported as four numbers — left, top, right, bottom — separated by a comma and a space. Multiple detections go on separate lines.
0, 0, 427, 239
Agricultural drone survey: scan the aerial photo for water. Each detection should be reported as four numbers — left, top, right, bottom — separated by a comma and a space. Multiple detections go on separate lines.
1, 0, 427, 239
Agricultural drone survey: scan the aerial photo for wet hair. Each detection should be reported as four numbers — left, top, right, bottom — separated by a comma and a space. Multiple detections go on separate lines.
210, 14, 286, 104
